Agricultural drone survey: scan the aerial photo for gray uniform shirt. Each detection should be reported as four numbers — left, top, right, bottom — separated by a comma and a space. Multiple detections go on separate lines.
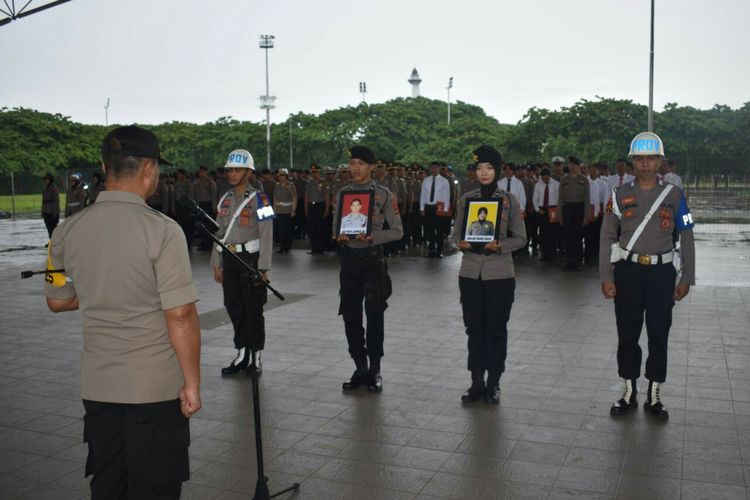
305, 178, 329, 203
599, 180, 696, 285
559, 173, 590, 211
44, 191, 198, 404
334, 180, 403, 248
210, 187, 273, 271
453, 187, 527, 280
273, 183, 297, 215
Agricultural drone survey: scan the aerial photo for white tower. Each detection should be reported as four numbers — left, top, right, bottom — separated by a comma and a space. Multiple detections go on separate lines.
408, 68, 422, 98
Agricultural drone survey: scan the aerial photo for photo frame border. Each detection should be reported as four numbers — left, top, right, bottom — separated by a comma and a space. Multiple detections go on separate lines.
461, 197, 501, 250
336, 189, 375, 239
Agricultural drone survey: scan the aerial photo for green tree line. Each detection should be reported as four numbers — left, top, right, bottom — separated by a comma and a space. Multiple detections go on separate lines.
2, 96, 748, 177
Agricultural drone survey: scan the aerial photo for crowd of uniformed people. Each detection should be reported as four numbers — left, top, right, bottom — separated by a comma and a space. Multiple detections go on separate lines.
42, 126, 694, 498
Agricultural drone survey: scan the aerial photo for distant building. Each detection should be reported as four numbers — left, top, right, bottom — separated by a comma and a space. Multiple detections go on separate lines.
408, 68, 422, 98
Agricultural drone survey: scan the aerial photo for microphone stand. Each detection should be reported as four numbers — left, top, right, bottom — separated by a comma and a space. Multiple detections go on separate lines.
191, 216, 298, 500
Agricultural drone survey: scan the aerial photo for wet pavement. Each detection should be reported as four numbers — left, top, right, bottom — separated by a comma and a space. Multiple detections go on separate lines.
1, 218, 749, 500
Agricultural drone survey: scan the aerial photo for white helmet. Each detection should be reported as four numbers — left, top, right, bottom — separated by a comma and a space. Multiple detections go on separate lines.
224, 149, 255, 170
277, 168, 289, 176
628, 132, 665, 157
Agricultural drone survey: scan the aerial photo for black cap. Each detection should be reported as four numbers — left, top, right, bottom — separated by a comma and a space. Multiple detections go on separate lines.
101, 125, 172, 166
471, 145, 503, 169
467, 163, 476, 171
348, 145, 376, 165
568, 155, 581, 166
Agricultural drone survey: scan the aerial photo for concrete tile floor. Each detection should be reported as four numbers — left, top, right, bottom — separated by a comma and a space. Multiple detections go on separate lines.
1, 226, 749, 499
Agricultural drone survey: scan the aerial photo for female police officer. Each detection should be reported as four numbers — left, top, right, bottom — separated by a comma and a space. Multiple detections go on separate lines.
211, 149, 274, 376
454, 145, 526, 404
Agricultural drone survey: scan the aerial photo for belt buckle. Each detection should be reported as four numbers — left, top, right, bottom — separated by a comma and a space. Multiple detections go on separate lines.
227, 243, 236, 252
637, 254, 651, 265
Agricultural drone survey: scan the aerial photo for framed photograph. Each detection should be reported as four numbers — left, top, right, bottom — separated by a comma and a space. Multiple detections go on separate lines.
461, 197, 501, 245
336, 190, 374, 238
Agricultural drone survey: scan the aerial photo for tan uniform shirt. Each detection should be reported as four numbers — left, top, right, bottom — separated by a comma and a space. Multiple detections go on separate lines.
333, 180, 403, 248
193, 176, 217, 205
558, 174, 590, 211
42, 184, 60, 216
44, 191, 198, 404
173, 179, 193, 202
453, 187, 526, 280
65, 185, 86, 217
599, 180, 696, 285
210, 187, 273, 270
273, 183, 297, 215
305, 178, 329, 203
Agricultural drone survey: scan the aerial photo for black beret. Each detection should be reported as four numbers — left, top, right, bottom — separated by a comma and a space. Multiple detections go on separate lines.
568, 155, 581, 166
348, 145, 376, 165
471, 145, 503, 169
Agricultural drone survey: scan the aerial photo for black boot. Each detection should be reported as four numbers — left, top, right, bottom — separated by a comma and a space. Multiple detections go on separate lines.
610, 378, 638, 415
246, 350, 262, 376
461, 370, 486, 402
643, 380, 669, 419
221, 348, 249, 375
367, 356, 383, 393
342, 357, 368, 391
484, 372, 501, 404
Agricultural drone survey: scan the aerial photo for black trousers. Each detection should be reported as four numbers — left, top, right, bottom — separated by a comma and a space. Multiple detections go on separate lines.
614, 261, 675, 383
410, 203, 422, 244
222, 251, 267, 351
459, 276, 515, 375
538, 211, 560, 257
562, 203, 585, 265
525, 211, 539, 250
197, 201, 215, 250
585, 216, 602, 261
82, 399, 189, 500
276, 213, 293, 251
423, 205, 444, 255
307, 202, 327, 252
339, 247, 390, 361
293, 198, 306, 238
42, 213, 59, 238
175, 208, 194, 250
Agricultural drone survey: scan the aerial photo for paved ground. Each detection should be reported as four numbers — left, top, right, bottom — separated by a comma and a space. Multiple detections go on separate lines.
1, 219, 749, 500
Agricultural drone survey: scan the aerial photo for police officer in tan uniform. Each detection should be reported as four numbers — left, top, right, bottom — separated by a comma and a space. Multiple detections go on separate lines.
335, 146, 403, 393
44, 125, 201, 499
273, 168, 297, 254
212, 149, 274, 375
65, 172, 87, 217
559, 156, 590, 270
601, 132, 695, 420
194, 166, 218, 250
41, 172, 60, 238
305, 164, 330, 254
455, 145, 526, 404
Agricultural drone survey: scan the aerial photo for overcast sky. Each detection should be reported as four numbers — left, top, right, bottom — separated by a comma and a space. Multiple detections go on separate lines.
2, 0, 748, 127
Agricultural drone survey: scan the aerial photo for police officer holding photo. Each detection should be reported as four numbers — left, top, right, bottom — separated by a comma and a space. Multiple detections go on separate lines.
211, 149, 274, 376
335, 146, 403, 393
44, 126, 201, 498
600, 132, 695, 419
454, 145, 526, 404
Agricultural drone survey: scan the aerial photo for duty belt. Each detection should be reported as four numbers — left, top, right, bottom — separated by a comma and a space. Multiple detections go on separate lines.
340, 245, 383, 259
218, 240, 259, 253
619, 247, 674, 265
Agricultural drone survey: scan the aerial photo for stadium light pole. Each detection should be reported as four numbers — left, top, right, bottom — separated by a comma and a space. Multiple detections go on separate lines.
288, 114, 294, 169
648, 0, 655, 132
446, 77, 453, 126
259, 35, 276, 169
359, 82, 367, 103
104, 98, 110, 126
